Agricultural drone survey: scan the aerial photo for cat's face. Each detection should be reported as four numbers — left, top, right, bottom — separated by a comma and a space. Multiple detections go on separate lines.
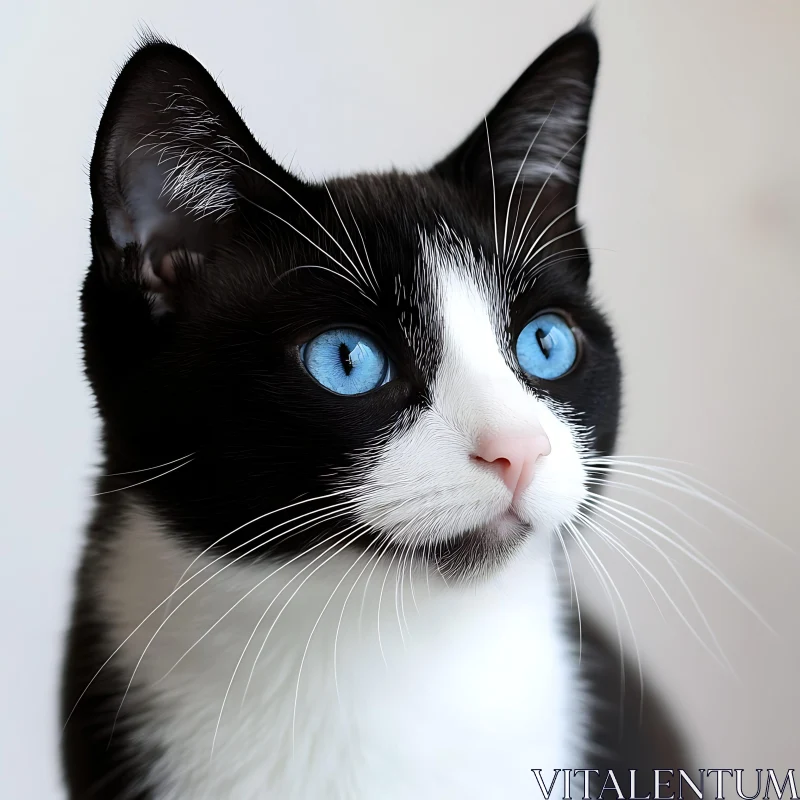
84, 26, 620, 580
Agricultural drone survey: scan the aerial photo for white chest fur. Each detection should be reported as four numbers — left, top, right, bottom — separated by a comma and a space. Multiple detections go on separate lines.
100, 505, 586, 800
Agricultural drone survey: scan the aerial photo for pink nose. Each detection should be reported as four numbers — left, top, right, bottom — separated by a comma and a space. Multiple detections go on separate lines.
472, 430, 552, 504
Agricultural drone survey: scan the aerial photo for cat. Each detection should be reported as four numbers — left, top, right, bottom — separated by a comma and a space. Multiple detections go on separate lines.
62, 20, 685, 800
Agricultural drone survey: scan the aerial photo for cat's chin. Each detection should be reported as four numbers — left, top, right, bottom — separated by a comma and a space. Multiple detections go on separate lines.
428, 510, 534, 583
485, 508, 528, 536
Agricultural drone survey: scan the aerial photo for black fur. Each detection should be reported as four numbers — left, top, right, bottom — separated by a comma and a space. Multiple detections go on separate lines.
62, 23, 685, 798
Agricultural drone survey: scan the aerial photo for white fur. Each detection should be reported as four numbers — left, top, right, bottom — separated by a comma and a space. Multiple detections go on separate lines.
100, 236, 590, 798
354, 240, 588, 546
153, 85, 239, 220
102, 507, 584, 800
111, 84, 239, 252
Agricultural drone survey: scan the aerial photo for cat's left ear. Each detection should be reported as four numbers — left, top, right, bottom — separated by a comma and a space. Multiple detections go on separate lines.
434, 21, 598, 210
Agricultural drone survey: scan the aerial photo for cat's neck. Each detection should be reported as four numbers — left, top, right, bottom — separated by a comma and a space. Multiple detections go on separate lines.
98, 500, 585, 798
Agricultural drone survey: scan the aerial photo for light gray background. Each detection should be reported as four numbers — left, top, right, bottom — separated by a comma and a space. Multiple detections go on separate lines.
1, 1, 798, 797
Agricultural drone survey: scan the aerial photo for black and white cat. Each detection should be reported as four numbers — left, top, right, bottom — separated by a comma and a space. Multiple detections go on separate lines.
62, 21, 684, 800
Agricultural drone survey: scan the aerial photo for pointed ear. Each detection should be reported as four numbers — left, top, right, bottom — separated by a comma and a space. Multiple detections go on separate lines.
435, 22, 598, 206
90, 37, 306, 311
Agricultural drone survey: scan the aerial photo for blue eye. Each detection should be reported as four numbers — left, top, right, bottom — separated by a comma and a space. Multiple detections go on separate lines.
301, 327, 391, 395
516, 312, 579, 380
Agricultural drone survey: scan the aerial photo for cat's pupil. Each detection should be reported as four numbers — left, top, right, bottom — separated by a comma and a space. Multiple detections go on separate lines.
338, 342, 354, 375
536, 327, 552, 359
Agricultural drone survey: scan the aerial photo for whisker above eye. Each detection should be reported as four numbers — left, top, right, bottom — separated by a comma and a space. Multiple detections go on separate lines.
513, 248, 601, 295
519, 211, 582, 270
506, 192, 558, 271
243, 199, 378, 304
505, 132, 587, 269
484, 118, 500, 260
501, 103, 556, 263
345, 196, 381, 297
180, 140, 378, 299
324, 182, 380, 296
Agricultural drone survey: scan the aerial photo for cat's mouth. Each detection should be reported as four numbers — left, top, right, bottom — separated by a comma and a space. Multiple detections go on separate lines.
425, 507, 533, 582
486, 507, 527, 534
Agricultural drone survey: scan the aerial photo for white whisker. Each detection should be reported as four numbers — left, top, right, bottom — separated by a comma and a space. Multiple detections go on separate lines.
578, 506, 736, 675
290, 530, 379, 751
106, 504, 357, 743
99, 453, 195, 477
91, 457, 193, 496
566, 519, 640, 717
485, 118, 500, 258
584, 494, 774, 638
564, 520, 631, 721
182, 141, 376, 298
501, 103, 555, 261
584, 458, 792, 552
64, 495, 354, 736
324, 183, 379, 296
333, 534, 387, 704
506, 132, 587, 269
554, 527, 582, 662
245, 198, 377, 304
209, 521, 371, 760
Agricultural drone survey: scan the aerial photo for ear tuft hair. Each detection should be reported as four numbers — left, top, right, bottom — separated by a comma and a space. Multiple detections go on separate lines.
435, 22, 599, 196
89, 39, 306, 311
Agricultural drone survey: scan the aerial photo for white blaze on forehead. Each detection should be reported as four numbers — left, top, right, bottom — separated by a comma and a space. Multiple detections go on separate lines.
433, 267, 536, 439
350, 230, 587, 546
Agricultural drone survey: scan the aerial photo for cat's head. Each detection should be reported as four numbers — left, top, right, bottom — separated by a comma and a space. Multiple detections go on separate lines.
84, 24, 620, 580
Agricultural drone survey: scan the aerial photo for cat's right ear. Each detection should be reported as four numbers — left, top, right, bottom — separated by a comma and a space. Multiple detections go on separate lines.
433, 22, 599, 223
89, 36, 307, 312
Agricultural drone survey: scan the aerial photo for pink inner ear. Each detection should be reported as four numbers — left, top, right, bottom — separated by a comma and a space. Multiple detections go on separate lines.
154, 251, 204, 288
138, 250, 204, 316
139, 255, 167, 293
